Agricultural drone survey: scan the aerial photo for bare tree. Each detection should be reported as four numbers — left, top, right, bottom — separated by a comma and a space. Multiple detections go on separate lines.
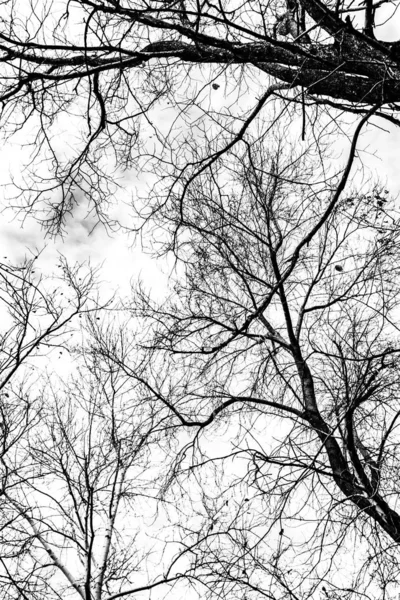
0, 253, 107, 597
0, 324, 191, 600
89, 118, 400, 598
0, 0, 397, 232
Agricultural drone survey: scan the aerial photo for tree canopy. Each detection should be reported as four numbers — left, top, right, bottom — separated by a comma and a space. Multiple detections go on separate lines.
1, 0, 399, 232
3, 130, 400, 598
2, 1, 400, 599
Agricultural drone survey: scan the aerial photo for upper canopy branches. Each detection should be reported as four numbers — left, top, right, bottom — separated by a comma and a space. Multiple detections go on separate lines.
1, 0, 400, 105
0, 0, 398, 234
